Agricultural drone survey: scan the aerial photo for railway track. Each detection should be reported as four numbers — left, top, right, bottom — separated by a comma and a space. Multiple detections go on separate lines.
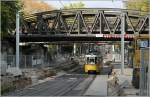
63, 75, 96, 96
4, 74, 95, 96
52, 60, 81, 72
68, 65, 85, 74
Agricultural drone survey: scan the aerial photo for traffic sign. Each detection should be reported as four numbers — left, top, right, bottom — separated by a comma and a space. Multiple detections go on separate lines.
140, 41, 149, 48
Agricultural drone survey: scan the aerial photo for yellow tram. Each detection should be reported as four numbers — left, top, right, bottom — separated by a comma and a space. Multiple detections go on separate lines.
84, 53, 103, 74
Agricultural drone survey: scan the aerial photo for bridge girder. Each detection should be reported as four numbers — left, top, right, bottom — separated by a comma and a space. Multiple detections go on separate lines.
22, 8, 149, 35
3, 8, 149, 43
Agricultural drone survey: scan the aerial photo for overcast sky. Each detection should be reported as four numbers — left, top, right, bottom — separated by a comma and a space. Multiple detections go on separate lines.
44, 0, 124, 9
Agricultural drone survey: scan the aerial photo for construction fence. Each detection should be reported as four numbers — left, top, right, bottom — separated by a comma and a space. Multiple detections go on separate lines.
2, 55, 52, 69
140, 48, 149, 96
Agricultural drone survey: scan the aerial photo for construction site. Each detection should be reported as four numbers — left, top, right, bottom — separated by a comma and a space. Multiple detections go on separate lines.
1, 0, 150, 96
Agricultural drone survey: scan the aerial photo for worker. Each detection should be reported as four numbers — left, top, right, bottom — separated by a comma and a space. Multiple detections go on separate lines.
112, 71, 119, 86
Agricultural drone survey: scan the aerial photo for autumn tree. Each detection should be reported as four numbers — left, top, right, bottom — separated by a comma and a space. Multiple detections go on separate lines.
126, 0, 149, 13
22, 0, 54, 15
64, 1, 85, 9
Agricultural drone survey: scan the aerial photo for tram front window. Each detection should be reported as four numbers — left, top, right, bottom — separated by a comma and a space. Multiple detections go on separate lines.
87, 57, 95, 64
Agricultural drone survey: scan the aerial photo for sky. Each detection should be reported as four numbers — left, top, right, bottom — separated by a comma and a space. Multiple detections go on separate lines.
44, 0, 124, 9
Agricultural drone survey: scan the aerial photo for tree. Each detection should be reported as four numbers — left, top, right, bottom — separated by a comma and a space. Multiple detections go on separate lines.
21, 0, 54, 15
1, 0, 54, 37
1, 0, 22, 37
126, 0, 149, 13
64, 1, 85, 9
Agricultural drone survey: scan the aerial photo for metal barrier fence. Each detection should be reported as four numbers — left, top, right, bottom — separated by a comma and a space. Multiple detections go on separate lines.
2, 55, 51, 69
140, 48, 149, 96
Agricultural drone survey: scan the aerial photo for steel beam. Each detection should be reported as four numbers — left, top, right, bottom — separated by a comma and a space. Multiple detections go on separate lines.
138, 16, 149, 34
101, 11, 112, 34
113, 17, 121, 33
99, 11, 102, 34
69, 12, 78, 34
91, 12, 99, 33
78, 11, 81, 34
22, 9, 149, 35
79, 12, 88, 33
125, 13, 136, 34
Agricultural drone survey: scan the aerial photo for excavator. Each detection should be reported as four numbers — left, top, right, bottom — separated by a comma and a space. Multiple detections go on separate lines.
132, 34, 149, 88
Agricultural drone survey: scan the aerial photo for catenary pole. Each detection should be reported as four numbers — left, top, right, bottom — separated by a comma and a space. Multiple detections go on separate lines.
121, 11, 125, 74
16, 11, 20, 68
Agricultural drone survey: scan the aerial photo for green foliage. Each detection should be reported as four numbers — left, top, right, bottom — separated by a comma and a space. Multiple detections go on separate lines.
1, 0, 22, 37
126, 0, 149, 13
1, 83, 15, 95
64, 1, 85, 9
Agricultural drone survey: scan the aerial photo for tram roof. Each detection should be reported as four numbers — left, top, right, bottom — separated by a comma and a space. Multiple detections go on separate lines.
85, 53, 102, 57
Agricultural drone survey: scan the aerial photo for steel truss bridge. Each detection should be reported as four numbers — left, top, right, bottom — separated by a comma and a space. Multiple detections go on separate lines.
4, 8, 149, 42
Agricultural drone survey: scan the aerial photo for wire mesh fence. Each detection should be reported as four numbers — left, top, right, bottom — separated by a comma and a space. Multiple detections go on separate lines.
140, 48, 149, 96
2, 55, 51, 69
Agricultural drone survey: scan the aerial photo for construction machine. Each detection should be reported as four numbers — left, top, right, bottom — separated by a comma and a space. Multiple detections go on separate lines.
132, 34, 149, 88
